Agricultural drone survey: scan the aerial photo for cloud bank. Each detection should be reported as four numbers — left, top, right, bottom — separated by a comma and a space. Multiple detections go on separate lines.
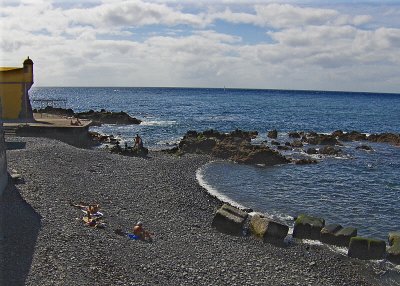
1, 0, 400, 93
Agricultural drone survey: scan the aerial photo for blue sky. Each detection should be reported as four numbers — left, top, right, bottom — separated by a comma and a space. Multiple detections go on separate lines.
1, 0, 400, 93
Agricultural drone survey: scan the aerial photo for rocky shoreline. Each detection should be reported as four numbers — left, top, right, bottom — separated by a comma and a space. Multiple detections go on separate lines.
3, 136, 399, 285
33, 106, 142, 125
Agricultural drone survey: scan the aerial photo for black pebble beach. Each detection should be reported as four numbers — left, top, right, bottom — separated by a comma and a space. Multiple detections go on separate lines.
2, 137, 399, 286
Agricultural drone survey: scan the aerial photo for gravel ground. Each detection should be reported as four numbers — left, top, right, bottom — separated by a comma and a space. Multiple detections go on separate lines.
2, 136, 399, 286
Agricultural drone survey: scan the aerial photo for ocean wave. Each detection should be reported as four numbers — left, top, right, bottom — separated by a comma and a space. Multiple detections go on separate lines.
140, 120, 177, 126
196, 162, 245, 209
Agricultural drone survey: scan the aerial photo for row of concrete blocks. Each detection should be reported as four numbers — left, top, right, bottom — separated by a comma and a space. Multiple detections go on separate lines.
212, 204, 400, 264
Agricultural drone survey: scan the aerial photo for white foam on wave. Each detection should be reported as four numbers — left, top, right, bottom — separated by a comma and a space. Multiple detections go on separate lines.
196, 162, 245, 209
140, 120, 177, 126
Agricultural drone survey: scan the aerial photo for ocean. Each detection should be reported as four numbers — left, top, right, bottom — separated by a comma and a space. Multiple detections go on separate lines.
30, 87, 400, 240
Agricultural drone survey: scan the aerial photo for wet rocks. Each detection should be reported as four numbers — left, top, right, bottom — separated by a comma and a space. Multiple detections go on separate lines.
319, 146, 342, 156
367, 133, 400, 146
290, 140, 303, 148
306, 148, 318, 155
289, 132, 301, 138
348, 237, 386, 260
178, 129, 289, 166
304, 133, 340, 146
34, 106, 74, 117
77, 109, 141, 125
34, 106, 141, 125
212, 204, 248, 236
267, 129, 278, 139
355, 145, 374, 151
333, 131, 367, 142
294, 158, 318, 165
293, 214, 325, 240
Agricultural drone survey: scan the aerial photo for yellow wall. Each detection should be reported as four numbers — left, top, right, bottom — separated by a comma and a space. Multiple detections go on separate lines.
0, 60, 34, 120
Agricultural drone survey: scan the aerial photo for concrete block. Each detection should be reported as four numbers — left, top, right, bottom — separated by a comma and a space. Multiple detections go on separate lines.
348, 237, 386, 260
250, 214, 288, 245
293, 214, 325, 240
387, 232, 400, 265
212, 204, 248, 236
334, 227, 357, 247
320, 224, 342, 245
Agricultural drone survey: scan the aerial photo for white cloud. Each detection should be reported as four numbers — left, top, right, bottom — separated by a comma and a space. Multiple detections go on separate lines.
1, 0, 400, 92
254, 4, 339, 28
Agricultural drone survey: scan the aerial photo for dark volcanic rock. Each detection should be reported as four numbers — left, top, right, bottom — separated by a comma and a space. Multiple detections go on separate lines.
77, 109, 141, 125
289, 132, 301, 138
319, 146, 342, 156
267, 129, 278, 139
304, 133, 340, 146
294, 158, 318, 165
277, 145, 291, 151
231, 144, 289, 165
34, 106, 142, 125
356, 145, 374, 152
336, 131, 367, 142
290, 140, 303, 148
34, 106, 75, 117
368, 133, 400, 146
306, 148, 318, 155
178, 129, 289, 166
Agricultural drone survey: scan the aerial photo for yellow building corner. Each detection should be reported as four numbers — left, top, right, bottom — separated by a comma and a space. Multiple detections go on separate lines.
0, 57, 34, 121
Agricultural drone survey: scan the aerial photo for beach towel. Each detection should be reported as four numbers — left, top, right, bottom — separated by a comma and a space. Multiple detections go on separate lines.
127, 233, 140, 240
81, 209, 103, 217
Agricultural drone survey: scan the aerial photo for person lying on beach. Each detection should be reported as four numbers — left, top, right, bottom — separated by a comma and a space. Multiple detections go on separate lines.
70, 201, 102, 216
83, 211, 106, 228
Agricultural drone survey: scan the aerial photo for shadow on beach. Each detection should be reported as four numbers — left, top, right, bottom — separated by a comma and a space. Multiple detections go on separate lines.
0, 182, 41, 286
5, 141, 26, 151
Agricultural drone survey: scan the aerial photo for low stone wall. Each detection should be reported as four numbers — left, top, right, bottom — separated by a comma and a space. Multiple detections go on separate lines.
0, 122, 8, 196
15, 125, 94, 148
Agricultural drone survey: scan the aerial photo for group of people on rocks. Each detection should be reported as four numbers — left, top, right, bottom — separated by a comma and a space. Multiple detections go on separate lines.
111, 133, 148, 156
70, 201, 153, 242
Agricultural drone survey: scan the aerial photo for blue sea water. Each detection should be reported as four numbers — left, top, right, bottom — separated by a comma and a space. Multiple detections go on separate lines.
30, 87, 400, 240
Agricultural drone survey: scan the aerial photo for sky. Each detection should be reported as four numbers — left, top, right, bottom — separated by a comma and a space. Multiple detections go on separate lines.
1, 0, 400, 93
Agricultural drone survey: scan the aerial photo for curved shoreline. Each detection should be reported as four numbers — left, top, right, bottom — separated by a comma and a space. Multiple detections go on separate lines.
196, 161, 246, 210
4, 136, 399, 285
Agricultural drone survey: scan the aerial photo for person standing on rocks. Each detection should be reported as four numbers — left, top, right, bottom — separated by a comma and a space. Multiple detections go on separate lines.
133, 134, 143, 150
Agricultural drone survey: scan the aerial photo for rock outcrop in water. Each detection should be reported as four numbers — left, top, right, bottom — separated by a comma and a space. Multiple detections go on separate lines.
34, 106, 142, 125
367, 132, 400, 146
176, 129, 289, 166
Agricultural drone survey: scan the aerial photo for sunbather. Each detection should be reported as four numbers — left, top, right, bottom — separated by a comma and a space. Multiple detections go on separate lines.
133, 221, 153, 241
114, 222, 153, 241
70, 201, 102, 216
83, 210, 105, 228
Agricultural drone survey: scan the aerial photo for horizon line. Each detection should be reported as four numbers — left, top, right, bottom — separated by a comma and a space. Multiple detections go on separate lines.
32, 86, 400, 96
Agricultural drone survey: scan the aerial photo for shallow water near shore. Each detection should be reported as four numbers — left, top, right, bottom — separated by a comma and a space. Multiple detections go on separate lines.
31, 87, 400, 240
197, 140, 400, 240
